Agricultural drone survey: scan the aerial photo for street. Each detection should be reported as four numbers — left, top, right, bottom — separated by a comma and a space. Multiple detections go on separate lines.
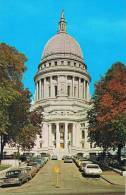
0, 160, 125, 195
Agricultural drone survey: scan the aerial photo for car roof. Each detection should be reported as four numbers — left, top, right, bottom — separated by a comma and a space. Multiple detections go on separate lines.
6, 169, 22, 173
86, 163, 99, 166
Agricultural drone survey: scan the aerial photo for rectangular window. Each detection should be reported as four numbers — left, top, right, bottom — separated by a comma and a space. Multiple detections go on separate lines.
74, 86, 76, 97
68, 61, 70, 65
67, 86, 70, 96
40, 143, 42, 148
61, 61, 64, 65
55, 61, 57, 66
49, 86, 51, 97
82, 131, 85, 139
55, 86, 57, 96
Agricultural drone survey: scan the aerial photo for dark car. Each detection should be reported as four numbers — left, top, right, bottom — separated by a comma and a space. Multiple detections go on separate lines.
1, 168, 29, 187
34, 159, 45, 168
27, 161, 40, 172
24, 166, 37, 179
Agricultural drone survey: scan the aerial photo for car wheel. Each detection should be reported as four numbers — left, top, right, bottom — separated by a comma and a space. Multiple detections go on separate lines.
19, 180, 22, 186
26, 178, 29, 182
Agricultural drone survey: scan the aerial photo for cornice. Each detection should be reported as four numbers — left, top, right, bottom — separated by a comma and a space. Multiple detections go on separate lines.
34, 66, 91, 81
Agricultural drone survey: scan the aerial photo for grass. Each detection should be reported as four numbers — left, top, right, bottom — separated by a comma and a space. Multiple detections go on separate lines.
0, 164, 10, 171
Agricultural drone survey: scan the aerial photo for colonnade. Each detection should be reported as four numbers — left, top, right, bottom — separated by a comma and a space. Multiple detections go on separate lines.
47, 122, 77, 149
35, 76, 89, 101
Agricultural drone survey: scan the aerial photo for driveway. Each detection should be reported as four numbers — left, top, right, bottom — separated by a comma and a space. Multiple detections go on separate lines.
0, 160, 125, 195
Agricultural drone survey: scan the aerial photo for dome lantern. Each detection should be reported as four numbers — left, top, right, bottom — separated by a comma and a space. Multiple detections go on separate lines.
58, 10, 67, 33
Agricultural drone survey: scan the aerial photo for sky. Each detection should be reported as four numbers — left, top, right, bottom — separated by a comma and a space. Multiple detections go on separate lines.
0, 0, 126, 97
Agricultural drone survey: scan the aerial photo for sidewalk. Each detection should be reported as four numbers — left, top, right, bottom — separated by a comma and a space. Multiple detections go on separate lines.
101, 170, 125, 186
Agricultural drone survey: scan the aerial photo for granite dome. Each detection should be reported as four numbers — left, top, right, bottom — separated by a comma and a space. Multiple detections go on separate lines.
42, 33, 83, 59
42, 11, 83, 60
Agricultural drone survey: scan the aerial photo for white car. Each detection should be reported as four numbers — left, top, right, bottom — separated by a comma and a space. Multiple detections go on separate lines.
80, 161, 93, 171
83, 163, 102, 177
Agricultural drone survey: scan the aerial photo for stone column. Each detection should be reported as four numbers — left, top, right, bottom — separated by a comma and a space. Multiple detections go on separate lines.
85, 80, 87, 100
65, 123, 68, 149
42, 123, 49, 148
39, 79, 41, 100
36, 81, 39, 100
84, 125, 90, 149
56, 123, 60, 148
66, 76, 67, 96
44, 77, 46, 99
41, 79, 43, 99
76, 123, 81, 148
83, 80, 85, 99
72, 123, 76, 147
87, 82, 90, 101
78, 78, 81, 98
48, 123, 52, 147
57, 76, 59, 96
50, 76, 53, 98
35, 85, 37, 101
72, 76, 74, 97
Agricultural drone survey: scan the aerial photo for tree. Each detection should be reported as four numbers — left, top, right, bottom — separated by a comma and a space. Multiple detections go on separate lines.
0, 43, 43, 159
87, 62, 126, 161
16, 106, 43, 150
0, 43, 27, 159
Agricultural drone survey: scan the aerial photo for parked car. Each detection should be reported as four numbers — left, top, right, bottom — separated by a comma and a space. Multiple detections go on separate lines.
1, 168, 29, 187
79, 161, 93, 171
24, 166, 37, 179
83, 163, 102, 177
34, 159, 45, 168
64, 156, 73, 163
27, 161, 40, 172
76, 157, 88, 167
42, 157, 48, 163
51, 155, 58, 160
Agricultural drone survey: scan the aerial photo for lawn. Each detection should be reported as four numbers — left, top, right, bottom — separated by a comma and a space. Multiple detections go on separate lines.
0, 164, 10, 171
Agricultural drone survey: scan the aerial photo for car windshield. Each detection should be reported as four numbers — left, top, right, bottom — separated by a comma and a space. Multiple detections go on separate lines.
36, 159, 42, 163
80, 158, 87, 161
6, 170, 21, 177
87, 165, 99, 169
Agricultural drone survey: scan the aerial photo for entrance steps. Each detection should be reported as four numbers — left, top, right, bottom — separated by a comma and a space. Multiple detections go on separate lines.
53, 149, 69, 160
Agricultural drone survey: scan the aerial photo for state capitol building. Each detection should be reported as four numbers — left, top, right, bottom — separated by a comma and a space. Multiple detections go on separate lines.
31, 11, 100, 159
5, 11, 100, 158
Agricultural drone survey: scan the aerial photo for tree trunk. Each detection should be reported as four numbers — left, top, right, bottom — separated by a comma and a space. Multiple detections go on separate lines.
117, 144, 123, 163
0, 134, 6, 163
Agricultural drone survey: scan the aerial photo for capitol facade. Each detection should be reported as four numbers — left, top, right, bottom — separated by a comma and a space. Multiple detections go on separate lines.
31, 11, 98, 159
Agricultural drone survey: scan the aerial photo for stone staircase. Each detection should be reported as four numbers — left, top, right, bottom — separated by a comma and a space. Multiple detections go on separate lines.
53, 148, 69, 160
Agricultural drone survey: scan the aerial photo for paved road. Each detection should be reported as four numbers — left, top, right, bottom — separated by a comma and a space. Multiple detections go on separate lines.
0, 160, 125, 195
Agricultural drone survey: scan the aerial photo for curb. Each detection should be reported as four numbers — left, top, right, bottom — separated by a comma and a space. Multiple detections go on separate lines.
101, 175, 124, 186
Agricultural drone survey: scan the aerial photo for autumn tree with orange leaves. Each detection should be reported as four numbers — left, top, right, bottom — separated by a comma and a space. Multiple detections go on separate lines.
87, 62, 126, 161
0, 43, 43, 159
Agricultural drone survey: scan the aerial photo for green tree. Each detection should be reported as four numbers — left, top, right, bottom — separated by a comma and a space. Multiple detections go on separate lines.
0, 43, 43, 159
87, 62, 126, 161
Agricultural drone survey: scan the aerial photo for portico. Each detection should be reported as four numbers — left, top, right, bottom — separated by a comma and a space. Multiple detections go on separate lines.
47, 122, 75, 150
